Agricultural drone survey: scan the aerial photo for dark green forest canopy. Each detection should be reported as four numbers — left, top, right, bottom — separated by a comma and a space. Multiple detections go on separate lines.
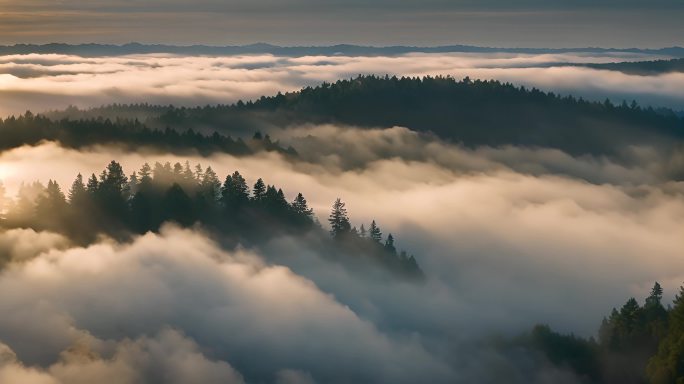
0, 112, 297, 156
515, 282, 684, 384
581, 58, 684, 76
0, 160, 423, 280
42, 76, 684, 157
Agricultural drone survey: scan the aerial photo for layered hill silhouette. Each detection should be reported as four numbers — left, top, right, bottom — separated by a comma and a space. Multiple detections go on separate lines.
2, 43, 683, 57
581, 58, 684, 75
36, 76, 684, 158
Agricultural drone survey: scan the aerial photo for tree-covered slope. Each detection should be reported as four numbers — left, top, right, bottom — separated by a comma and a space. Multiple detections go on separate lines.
583, 58, 684, 75
138, 76, 684, 156
9, 76, 684, 157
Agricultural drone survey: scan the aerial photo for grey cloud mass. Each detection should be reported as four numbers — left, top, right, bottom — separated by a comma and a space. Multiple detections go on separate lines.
0, 121, 683, 382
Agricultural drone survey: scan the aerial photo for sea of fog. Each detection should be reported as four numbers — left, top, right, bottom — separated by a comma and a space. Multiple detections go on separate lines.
0, 51, 683, 117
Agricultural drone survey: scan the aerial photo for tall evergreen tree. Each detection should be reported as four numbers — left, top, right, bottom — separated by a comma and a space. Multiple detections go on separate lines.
200, 166, 221, 202
646, 282, 665, 309
172, 162, 184, 180
369, 220, 382, 243
221, 170, 249, 210
100, 160, 129, 197
96, 161, 129, 223
291, 193, 313, 217
328, 198, 351, 239
253, 178, 266, 201
86, 173, 99, 194
385, 233, 396, 254
182, 161, 195, 184
35, 180, 68, 229
128, 172, 139, 197
138, 163, 152, 187
194, 164, 204, 182
275, 188, 288, 209
68, 173, 87, 205
648, 286, 684, 384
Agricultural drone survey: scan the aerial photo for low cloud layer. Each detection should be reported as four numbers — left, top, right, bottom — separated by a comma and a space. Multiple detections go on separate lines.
1, 51, 683, 118
0, 226, 452, 383
1, 124, 683, 382
0, 328, 244, 384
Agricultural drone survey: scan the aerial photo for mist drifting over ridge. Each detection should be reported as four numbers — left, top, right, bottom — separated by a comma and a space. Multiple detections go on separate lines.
2, 0, 684, 379
1, 112, 683, 382
2, 49, 684, 119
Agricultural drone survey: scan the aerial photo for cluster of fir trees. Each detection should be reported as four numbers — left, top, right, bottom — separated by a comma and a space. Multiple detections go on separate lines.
1, 160, 316, 242
0, 161, 422, 277
517, 282, 684, 384
328, 198, 422, 278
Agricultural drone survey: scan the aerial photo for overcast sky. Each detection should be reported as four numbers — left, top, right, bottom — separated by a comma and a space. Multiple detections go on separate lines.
0, 0, 682, 48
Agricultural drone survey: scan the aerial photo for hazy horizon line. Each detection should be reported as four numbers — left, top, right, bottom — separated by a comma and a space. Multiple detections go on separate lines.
2, 42, 683, 51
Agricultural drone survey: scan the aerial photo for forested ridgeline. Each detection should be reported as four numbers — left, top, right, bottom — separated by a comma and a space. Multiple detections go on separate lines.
515, 282, 684, 384
46, 76, 684, 157
0, 111, 297, 156
581, 58, 684, 76
0, 161, 423, 279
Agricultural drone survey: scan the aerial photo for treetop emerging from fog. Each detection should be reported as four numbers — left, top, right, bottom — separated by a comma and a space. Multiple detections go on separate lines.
0, 160, 423, 279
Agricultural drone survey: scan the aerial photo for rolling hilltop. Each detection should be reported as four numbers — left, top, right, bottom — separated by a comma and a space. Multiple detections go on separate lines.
39, 76, 684, 158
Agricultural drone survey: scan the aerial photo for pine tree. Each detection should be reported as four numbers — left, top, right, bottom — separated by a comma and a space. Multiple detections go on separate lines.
128, 172, 139, 197
328, 198, 351, 239
100, 160, 129, 197
68, 173, 87, 204
646, 282, 664, 308
182, 161, 195, 183
231, 171, 249, 199
194, 164, 204, 182
291, 193, 313, 217
369, 220, 382, 243
86, 173, 99, 194
221, 171, 249, 209
35, 180, 68, 227
44, 180, 66, 206
138, 163, 152, 186
253, 178, 266, 201
200, 166, 221, 201
384, 233, 396, 254
173, 162, 184, 180
96, 161, 129, 221
275, 188, 288, 208
648, 286, 684, 384
359, 224, 367, 238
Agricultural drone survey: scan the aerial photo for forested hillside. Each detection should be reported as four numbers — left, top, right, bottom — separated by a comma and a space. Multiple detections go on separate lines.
516, 282, 684, 384
0, 112, 296, 156
582, 58, 684, 75
43, 76, 684, 157
0, 161, 423, 279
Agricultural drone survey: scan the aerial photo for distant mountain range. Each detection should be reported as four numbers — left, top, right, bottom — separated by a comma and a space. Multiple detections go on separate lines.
1, 43, 683, 57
